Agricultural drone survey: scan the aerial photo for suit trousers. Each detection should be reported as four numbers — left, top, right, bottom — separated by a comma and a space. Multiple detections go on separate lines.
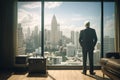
82, 49, 94, 73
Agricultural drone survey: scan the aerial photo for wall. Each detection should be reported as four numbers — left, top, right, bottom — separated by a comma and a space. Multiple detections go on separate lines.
0, 0, 17, 70
115, 0, 120, 52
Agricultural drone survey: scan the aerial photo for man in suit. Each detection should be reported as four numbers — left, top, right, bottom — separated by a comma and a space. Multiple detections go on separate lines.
79, 21, 97, 75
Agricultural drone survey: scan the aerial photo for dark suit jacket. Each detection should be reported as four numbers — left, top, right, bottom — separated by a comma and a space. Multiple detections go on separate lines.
79, 27, 97, 51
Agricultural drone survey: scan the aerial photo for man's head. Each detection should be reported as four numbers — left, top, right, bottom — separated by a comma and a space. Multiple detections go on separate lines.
84, 21, 90, 28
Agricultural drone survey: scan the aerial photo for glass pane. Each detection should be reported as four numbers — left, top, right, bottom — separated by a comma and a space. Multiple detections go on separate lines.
44, 2, 101, 66
17, 2, 41, 57
103, 2, 115, 57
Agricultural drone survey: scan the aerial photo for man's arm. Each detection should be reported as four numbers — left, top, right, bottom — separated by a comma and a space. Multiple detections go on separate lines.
79, 30, 84, 47
93, 29, 97, 47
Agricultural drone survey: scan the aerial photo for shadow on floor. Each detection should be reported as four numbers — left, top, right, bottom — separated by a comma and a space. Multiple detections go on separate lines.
27, 72, 48, 77
48, 73, 56, 80
27, 72, 56, 80
86, 74, 110, 80
0, 71, 13, 80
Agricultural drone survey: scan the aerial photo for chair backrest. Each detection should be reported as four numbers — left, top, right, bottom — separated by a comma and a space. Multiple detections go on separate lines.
106, 52, 120, 59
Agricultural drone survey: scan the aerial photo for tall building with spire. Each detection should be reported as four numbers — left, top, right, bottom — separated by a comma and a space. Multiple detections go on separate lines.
51, 15, 60, 49
17, 23, 25, 55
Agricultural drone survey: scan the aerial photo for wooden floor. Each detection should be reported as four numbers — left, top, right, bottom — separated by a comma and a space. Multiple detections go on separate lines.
1, 70, 110, 80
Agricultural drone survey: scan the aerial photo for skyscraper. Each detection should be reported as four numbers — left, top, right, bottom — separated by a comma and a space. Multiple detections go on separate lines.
17, 23, 25, 55
104, 36, 115, 57
26, 27, 31, 40
66, 43, 76, 57
71, 31, 80, 50
71, 31, 75, 44
51, 15, 60, 49
75, 31, 80, 49
44, 29, 51, 50
33, 26, 39, 49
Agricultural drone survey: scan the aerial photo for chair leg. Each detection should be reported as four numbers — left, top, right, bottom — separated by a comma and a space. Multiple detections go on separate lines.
103, 74, 105, 78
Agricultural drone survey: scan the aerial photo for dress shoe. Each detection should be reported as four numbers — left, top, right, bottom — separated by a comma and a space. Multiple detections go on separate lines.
90, 72, 96, 75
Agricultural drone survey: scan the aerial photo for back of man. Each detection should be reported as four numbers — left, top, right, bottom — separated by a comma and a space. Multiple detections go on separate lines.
81, 27, 97, 51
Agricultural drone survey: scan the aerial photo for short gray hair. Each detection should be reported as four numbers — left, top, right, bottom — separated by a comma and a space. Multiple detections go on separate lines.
84, 21, 90, 27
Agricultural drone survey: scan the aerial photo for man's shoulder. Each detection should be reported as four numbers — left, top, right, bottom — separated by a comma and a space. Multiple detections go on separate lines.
80, 29, 84, 32
88, 28, 95, 31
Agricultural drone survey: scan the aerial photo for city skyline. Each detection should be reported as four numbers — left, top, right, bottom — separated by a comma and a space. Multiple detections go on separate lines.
18, 2, 115, 40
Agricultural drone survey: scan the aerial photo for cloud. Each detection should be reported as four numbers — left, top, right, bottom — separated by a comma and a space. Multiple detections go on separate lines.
60, 25, 85, 38
71, 13, 98, 21
22, 2, 41, 9
18, 8, 41, 34
18, 9, 28, 23
71, 15, 89, 22
45, 2, 62, 9
104, 17, 115, 38
20, 2, 62, 9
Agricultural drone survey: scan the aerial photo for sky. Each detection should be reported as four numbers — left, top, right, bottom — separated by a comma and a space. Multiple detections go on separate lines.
18, 2, 115, 40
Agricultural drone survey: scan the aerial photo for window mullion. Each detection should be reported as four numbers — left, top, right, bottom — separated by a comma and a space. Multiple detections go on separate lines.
41, 0, 44, 57
101, 0, 104, 58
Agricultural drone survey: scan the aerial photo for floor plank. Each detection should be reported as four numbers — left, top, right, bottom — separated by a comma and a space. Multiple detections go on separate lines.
7, 70, 110, 80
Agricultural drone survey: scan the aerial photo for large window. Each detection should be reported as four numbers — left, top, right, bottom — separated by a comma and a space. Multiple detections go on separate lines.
44, 2, 101, 66
16, 0, 115, 68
